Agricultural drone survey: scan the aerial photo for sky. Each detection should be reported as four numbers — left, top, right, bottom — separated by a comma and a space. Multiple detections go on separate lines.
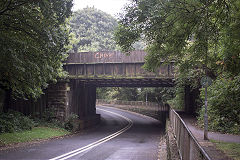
72, 0, 131, 17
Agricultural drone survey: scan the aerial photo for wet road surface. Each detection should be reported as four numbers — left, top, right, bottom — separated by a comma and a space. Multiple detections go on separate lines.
0, 106, 164, 160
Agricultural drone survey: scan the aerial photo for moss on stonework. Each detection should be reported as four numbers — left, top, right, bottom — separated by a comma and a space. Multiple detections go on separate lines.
67, 74, 172, 79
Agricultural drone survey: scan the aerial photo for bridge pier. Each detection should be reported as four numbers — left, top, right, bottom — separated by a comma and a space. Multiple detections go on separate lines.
47, 80, 70, 121
69, 80, 97, 117
68, 79, 100, 128
47, 79, 100, 128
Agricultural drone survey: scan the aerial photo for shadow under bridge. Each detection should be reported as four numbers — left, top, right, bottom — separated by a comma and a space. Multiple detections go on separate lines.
61, 51, 175, 127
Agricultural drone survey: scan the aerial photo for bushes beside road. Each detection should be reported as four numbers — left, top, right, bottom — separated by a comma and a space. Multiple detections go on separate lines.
0, 110, 34, 133
0, 109, 79, 147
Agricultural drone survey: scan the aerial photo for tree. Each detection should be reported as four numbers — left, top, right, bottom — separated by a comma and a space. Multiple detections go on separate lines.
69, 7, 118, 52
137, 88, 175, 104
115, 0, 240, 75
115, 0, 240, 134
96, 87, 138, 101
0, 0, 73, 99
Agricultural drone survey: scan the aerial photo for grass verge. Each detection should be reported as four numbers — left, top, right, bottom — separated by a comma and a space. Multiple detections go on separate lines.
211, 140, 240, 160
0, 127, 70, 146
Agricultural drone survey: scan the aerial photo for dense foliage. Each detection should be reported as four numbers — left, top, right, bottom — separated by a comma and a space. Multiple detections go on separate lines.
97, 87, 137, 101
115, 0, 240, 75
0, 0, 73, 99
97, 87, 175, 105
115, 0, 240, 133
198, 75, 240, 134
69, 7, 118, 52
0, 108, 79, 133
0, 110, 34, 133
31, 107, 78, 131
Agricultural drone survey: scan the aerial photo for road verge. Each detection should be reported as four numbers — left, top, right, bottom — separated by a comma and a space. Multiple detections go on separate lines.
0, 127, 70, 150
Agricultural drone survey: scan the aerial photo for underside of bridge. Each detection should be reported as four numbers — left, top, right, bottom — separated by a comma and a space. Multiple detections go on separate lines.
6, 51, 195, 129
62, 51, 176, 122
70, 78, 174, 87
67, 77, 174, 122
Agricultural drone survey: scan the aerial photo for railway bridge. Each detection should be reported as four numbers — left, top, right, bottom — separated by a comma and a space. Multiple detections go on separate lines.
9, 51, 195, 125
43, 51, 174, 122
61, 51, 174, 121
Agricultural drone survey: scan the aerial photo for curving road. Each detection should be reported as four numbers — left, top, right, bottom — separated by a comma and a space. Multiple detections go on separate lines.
0, 106, 164, 160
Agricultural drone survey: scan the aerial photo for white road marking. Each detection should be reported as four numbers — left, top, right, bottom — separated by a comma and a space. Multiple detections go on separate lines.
49, 108, 133, 160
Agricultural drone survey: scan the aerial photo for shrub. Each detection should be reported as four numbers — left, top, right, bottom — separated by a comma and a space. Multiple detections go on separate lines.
36, 107, 64, 128
0, 110, 34, 133
42, 107, 58, 122
198, 74, 240, 134
0, 119, 15, 133
168, 86, 185, 110
64, 113, 79, 131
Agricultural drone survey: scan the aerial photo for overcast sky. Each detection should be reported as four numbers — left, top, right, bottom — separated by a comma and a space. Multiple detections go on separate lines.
72, 0, 131, 17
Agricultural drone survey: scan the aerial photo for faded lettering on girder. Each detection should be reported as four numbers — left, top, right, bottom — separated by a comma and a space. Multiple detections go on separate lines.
94, 52, 114, 59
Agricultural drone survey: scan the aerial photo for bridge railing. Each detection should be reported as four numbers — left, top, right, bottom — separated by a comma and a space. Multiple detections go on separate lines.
169, 107, 211, 160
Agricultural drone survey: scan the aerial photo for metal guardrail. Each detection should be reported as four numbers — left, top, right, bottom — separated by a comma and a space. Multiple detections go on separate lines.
169, 107, 211, 160
97, 99, 210, 159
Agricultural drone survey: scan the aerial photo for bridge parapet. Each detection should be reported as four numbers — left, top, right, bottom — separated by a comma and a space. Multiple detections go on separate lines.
65, 50, 146, 64
64, 51, 175, 87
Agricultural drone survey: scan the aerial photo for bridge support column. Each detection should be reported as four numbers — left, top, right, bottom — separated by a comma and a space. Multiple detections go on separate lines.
78, 84, 96, 117
85, 85, 96, 116
47, 80, 70, 121
68, 80, 100, 129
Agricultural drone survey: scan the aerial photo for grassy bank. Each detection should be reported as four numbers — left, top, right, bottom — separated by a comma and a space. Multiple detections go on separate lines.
211, 140, 240, 160
0, 127, 70, 146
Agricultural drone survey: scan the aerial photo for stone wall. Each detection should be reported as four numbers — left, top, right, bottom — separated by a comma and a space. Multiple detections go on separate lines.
47, 80, 70, 121
4, 79, 100, 129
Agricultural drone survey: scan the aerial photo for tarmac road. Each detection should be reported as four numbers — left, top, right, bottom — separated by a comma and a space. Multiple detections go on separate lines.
0, 106, 164, 160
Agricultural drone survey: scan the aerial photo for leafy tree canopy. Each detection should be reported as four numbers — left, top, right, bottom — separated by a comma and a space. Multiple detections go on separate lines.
115, 0, 240, 134
69, 7, 118, 52
115, 0, 240, 76
97, 87, 175, 105
0, 0, 73, 98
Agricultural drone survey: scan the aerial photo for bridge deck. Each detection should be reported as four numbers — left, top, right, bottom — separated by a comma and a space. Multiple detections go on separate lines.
65, 50, 147, 64
64, 51, 175, 87
69, 78, 174, 87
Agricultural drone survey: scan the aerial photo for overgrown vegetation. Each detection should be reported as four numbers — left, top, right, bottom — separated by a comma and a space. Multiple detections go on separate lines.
97, 87, 175, 105
0, 109, 79, 135
64, 113, 79, 131
198, 75, 240, 134
33, 108, 64, 128
0, 0, 73, 99
115, 0, 240, 134
0, 110, 34, 133
0, 110, 71, 146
